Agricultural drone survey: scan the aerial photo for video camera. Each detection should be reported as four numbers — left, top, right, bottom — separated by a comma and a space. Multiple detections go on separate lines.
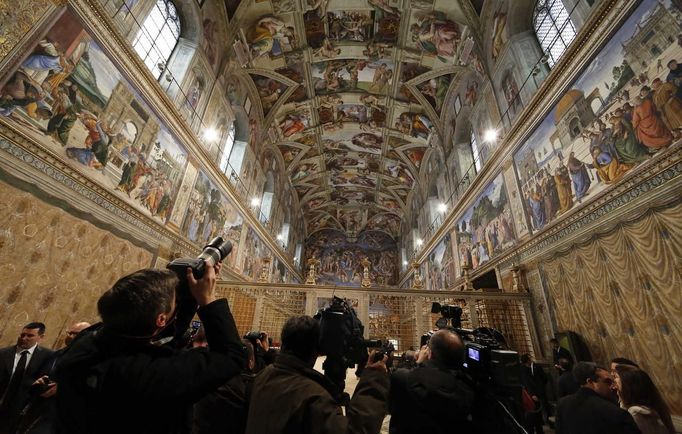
315, 296, 383, 394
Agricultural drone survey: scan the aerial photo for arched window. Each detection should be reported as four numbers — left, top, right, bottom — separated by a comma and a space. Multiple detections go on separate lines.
533, 0, 576, 68
132, 0, 181, 79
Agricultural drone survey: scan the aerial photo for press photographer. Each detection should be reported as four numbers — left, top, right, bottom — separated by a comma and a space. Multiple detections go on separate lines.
243, 331, 276, 372
54, 237, 245, 434
314, 296, 383, 397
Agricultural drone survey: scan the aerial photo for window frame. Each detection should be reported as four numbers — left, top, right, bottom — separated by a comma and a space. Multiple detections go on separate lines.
132, 0, 181, 79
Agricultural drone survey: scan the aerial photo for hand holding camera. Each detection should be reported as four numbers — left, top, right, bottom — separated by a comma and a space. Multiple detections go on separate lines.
186, 261, 220, 307
32, 375, 57, 398
365, 350, 388, 373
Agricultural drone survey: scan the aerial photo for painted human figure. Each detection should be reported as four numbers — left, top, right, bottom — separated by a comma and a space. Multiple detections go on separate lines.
632, 86, 673, 150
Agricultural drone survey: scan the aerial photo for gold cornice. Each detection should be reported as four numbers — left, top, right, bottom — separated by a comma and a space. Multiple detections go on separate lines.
58, 0, 302, 281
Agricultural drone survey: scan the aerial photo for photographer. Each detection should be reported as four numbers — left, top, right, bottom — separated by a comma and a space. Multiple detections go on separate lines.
244, 331, 276, 373
54, 263, 245, 434
389, 329, 475, 434
245, 315, 390, 434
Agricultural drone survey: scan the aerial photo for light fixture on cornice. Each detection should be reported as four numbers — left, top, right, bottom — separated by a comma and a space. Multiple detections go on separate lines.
438, 203, 448, 213
250, 197, 261, 207
484, 129, 498, 142
403, 261, 408, 266
416, 238, 424, 247
203, 128, 219, 142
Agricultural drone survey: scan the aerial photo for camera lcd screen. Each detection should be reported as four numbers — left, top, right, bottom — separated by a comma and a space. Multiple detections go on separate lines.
468, 347, 480, 362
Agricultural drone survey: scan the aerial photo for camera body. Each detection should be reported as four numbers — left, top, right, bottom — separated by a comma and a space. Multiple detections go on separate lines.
244, 331, 266, 342
167, 236, 232, 303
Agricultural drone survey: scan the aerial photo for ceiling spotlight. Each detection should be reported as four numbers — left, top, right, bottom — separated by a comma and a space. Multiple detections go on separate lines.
203, 128, 219, 142
484, 129, 498, 142
250, 197, 261, 207
438, 203, 448, 213
416, 238, 424, 246
276, 234, 284, 241
403, 261, 409, 266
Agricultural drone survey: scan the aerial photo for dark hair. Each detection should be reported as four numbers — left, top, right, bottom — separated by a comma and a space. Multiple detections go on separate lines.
24, 322, 46, 335
573, 361, 606, 386
242, 339, 256, 372
97, 269, 177, 336
610, 357, 639, 368
281, 316, 319, 362
550, 338, 559, 344
428, 329, 465, 369
615, 365, 674, 434
520, 353, 532, 364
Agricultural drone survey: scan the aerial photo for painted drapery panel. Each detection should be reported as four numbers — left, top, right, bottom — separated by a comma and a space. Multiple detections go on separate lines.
515, 0, 682, 232
455, 173, 516, 270
541, 201, 682, 415
425, 233, 456, 290
0, 10, 189, 225
305, 229, 398, 286
0, 180, 153, 348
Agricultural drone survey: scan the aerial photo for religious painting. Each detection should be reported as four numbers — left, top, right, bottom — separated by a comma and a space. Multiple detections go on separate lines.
277, 144, 303, 166
278, 111, 311, 138
303, 10, 325, 49
291, 158, 321, 183
276, 65, 307, 102
337, 208, 366, 234
242, 226, 272, 281
425, 234, 455, 290
383, 158, 414, 188
326, 10, 375, 42
247, 15, 296, 58
415, 74, 453, 112
180, 171, 243, 270
513, 0, 682, 232
322, 132, 383, 155
330, 168, 378, 189
407, 10, 462, 63
251, 75, 288, 117
305, 229, 398, 286
370, 0, 401, 44
491, 5, 508, 62
331, 189, 373, 206
394, 111, 433, 139
377, 195, 402, 212
311, 60, 395, 95
455, 174, 516, 270
307, 212, 339, 232
0, 10, 189, 226
500, 67, 522, 119
404, 147, 426, 168
454, 94, 462, 115
365, 213, 401, 237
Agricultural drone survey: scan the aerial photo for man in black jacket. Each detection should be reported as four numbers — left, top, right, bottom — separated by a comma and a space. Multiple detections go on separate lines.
556, 358, 579, 399
54, 264, 245, 434
0, 322, 54, 434
555, 362, 641, 434
389, 329, 475, 434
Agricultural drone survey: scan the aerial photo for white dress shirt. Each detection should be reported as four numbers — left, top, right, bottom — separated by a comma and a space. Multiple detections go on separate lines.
12, 343, 37, 375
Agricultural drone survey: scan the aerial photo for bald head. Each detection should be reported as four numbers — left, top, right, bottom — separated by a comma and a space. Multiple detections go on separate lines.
429, 329, 465, 368
65, 321, 91, 346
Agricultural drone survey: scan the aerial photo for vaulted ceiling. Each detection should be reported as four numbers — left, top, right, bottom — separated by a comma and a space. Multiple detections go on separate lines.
228, 0, 487, 241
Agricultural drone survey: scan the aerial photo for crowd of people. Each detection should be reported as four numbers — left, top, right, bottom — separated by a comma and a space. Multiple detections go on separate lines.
0, 260, 677, 434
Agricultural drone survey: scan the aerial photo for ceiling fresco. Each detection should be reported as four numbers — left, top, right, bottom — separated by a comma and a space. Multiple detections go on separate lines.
231, 0, 486, 240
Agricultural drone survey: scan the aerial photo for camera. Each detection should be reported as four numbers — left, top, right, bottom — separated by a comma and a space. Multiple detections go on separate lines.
244, 331, 266, 342
431, 302, 463, 328
167, 236, 232, 287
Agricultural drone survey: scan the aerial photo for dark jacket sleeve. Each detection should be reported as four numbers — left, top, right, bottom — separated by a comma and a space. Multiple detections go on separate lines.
616, 408, 643, 434
129, 298, 245, 402
304, 368, 390, 434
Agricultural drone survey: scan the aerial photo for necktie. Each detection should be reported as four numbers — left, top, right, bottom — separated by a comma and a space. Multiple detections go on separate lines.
1, 350, 28, 408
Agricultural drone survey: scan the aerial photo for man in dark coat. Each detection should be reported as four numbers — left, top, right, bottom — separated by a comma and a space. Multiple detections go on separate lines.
389, 329, 475, 434
245, 315, 390, 434
556, 358, 579, 399
521, 353, 548, 434
54, 264, 245, 434
550, 338, 572, 366
0, 322, 54, 434
555, 362, 641, 434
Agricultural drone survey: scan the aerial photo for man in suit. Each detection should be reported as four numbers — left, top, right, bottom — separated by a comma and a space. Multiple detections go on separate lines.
551, 338, 572, 366
521, 353, 548, 433
555, 362, 641, 434
0, 322, 54, 434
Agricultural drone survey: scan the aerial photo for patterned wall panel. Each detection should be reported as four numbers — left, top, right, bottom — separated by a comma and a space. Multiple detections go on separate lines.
0, 179, 154, 348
